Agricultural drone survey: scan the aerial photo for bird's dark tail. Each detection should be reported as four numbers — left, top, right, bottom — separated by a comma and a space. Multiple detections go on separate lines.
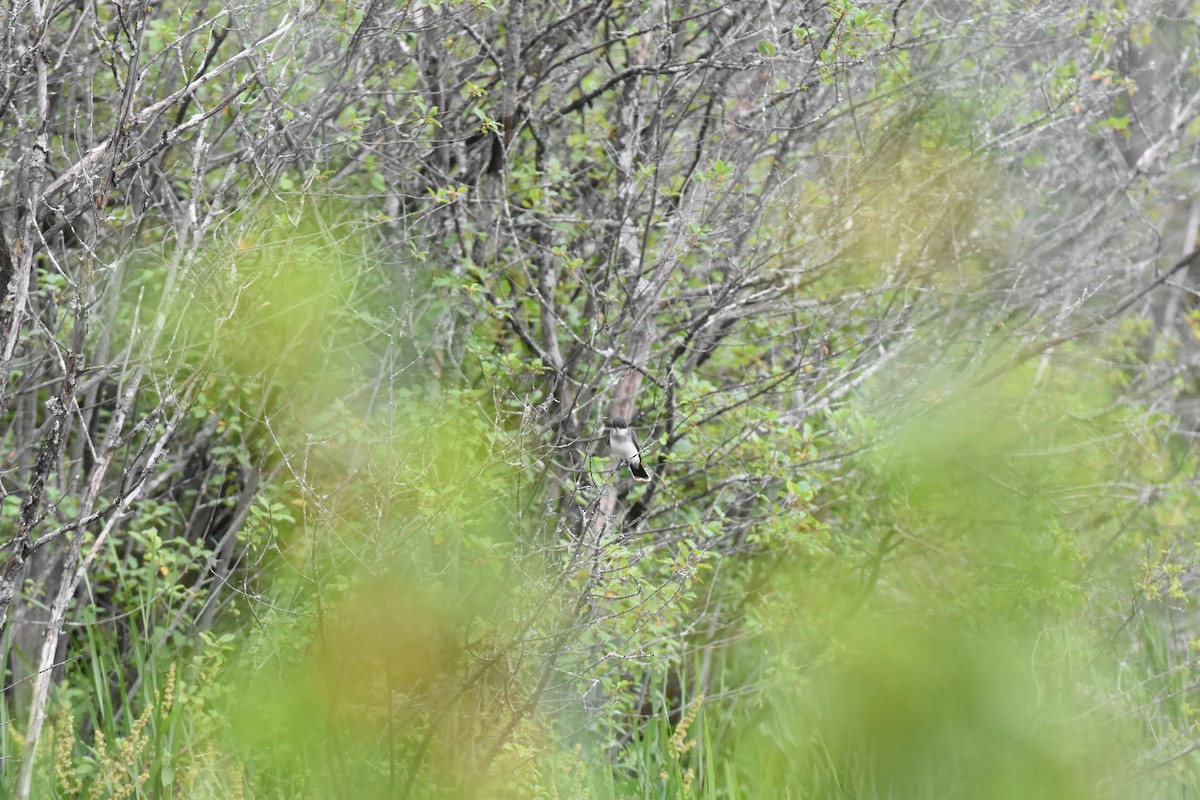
631, 461, 652, 481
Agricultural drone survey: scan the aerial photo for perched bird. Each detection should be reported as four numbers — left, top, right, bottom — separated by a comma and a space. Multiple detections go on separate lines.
608, 416, 651, 481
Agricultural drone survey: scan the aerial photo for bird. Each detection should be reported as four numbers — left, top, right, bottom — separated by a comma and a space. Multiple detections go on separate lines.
607, 416, 651, 481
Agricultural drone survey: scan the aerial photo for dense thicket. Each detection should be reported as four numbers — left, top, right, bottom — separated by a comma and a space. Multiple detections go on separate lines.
1, 0, 1199, 797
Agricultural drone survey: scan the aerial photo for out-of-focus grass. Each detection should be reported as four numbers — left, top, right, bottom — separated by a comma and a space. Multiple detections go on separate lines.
735, 620, 1121, 799
219, 398, 538, 800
